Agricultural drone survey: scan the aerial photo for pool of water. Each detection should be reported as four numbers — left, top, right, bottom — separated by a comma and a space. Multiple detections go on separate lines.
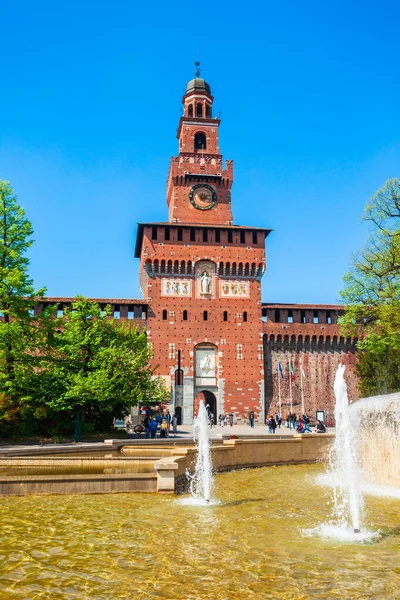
0, 463, 399, 599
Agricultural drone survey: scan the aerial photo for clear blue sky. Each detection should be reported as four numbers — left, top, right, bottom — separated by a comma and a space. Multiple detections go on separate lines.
1, 1, 399, 304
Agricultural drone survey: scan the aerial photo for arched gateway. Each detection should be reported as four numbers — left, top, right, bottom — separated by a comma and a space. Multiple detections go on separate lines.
194, 390, 217, 424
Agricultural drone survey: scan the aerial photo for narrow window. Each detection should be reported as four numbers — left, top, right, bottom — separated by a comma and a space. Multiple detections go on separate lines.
203, 310, 208, 321
313, 310, 319, 324
275, 309, 280, 323
188, 104, 193, 117
177, 227, 183, 241
128, 311, 134, 320
240, 230, 245, 244
114, 310, 120, 319
223, 311, 228, 322
152, 226, 157, 240
203, 229, 208, 242
326, 311, 332, 324
183, 310, 188, 321
190, 228, 196, 242
215, 229, 220, 243
228, 230, 233, 243
164, 226, 170, 241
301, 310, 306, 324
252, 231, 258, 245
206, 104, 211, 117
243, 311, 248, 322
288, 309, 293, 324
196, 103, 203, 117
162, 309, 167, 320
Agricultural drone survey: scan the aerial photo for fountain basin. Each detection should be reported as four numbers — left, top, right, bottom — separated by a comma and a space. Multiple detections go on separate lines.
0, 435, 333, 495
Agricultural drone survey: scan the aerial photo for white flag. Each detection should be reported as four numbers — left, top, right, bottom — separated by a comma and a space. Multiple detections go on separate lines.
300, 359, 306, 378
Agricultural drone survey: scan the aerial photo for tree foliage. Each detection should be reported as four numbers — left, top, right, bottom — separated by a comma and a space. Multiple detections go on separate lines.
0, 180, 169, 437
0, 180, 46, 431
340, 178, 400, 394
19, 298, 170, 433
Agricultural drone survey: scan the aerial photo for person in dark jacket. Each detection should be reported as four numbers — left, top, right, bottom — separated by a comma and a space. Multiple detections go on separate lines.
316, 419, 326, 433
143, 415, 151, 438
267, 415, 277, 434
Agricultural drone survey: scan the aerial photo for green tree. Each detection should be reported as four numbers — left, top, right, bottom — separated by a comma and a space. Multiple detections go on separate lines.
30, 298, 169, 439
340, 178, 400, 394
0, 180, 46, 433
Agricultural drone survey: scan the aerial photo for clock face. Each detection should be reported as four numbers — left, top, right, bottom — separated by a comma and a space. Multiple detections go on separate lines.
189, 184, 217, 211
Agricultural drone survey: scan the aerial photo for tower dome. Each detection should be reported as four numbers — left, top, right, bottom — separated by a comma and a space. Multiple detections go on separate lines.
185, 77, 211, 95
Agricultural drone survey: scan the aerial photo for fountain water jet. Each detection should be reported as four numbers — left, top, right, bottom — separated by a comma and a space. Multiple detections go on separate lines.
331, 364, 363, 534
349, 391, 400, 495
307, 364, 400, 542
179, 400, 215, 505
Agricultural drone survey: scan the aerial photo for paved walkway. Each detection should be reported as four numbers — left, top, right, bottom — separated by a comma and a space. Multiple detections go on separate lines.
159, 423, 334, 440
0, 424, 335, 455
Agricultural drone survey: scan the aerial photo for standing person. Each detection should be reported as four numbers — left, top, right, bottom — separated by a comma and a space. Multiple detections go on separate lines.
166, 410, 171, 433
267, 415, 273, 434
143, 415, 151, 439
171, 413, 178, 436
302, 414, 312, 433
219, 414, 225, 428
267, 415, 277, 434
209, 412, 214, 428
292, 413, 297, 430
249, 412, 255, 428
149, 418, 158, 439
229, 413, 234, 427
275, 414, 282, 428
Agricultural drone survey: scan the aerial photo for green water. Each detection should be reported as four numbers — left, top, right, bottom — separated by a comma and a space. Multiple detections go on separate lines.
0, 464, 399, 599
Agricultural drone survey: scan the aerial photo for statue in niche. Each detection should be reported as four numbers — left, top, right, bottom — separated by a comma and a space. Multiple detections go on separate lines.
200, 270, 211, 294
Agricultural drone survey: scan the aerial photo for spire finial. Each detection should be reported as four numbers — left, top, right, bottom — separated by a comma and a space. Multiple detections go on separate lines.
195, 60, 201, 78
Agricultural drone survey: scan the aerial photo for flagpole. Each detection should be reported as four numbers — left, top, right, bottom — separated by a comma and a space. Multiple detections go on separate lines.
300, 361, 305, 416
288, 357, 293, 413
277, 362, 281, 417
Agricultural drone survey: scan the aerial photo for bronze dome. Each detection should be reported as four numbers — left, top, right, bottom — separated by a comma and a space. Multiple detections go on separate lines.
185, 77, 211, 94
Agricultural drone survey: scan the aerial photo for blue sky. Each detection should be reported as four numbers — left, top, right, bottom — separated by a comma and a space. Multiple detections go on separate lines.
1, 0, 399, 304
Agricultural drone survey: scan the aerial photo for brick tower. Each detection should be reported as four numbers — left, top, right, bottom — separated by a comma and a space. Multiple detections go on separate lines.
135, 67, 271, 424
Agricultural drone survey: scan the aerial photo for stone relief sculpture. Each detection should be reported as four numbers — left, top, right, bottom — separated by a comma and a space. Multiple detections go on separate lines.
196, 348, 216, 379
200, 352, 212, 374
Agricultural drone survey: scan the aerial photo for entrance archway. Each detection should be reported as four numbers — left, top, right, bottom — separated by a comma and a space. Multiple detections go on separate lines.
195, 390, 217, 424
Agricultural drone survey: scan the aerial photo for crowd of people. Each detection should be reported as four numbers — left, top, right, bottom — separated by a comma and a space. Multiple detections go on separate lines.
210, 409, 327, 434
265, 413, 326, 433
137, 406, 327, 438
140, 408, 179, 438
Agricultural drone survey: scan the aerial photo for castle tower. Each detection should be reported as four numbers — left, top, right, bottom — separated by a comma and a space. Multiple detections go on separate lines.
167, 67, 233, 225
135, 66, 271, 424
